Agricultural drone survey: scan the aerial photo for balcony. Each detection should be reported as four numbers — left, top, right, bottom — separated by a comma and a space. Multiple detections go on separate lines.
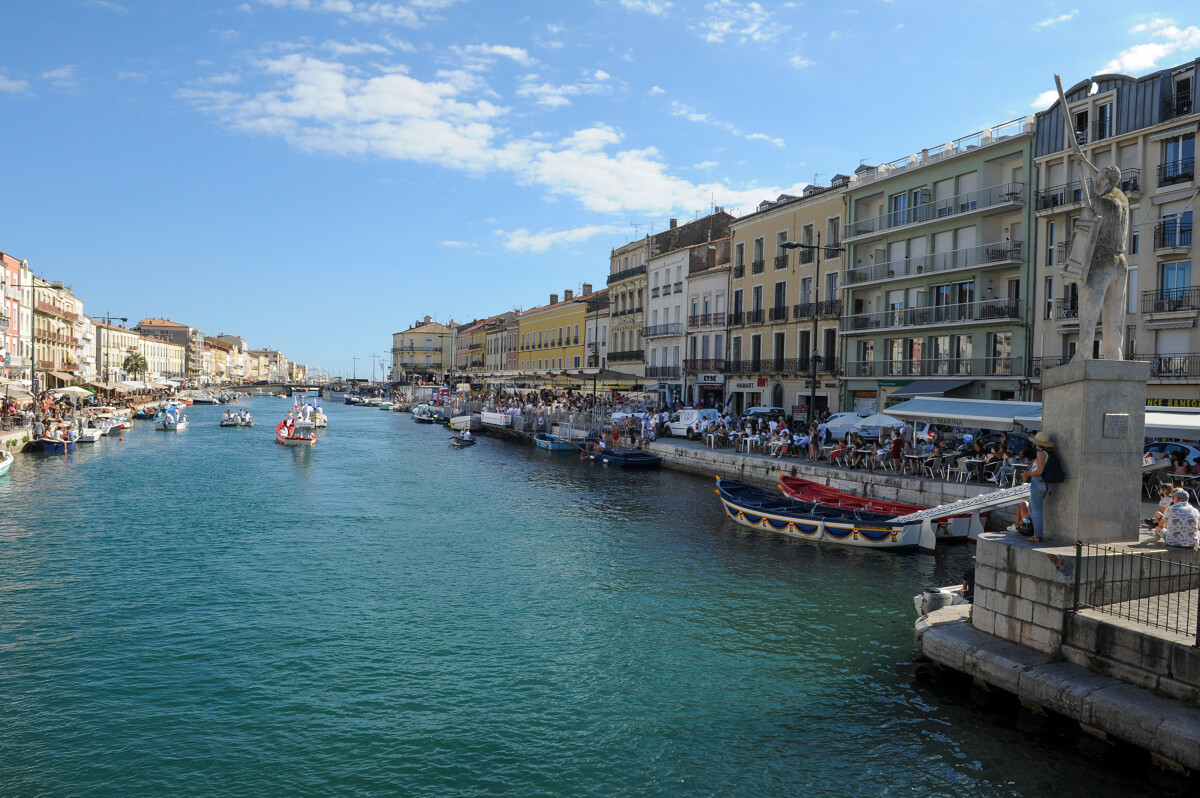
725, 357, 840, 376
468, 342, 483, 350
683, 358, 725, 371
1158, 158, 1195, 187
745, 308, 765, 325
1035, 169, 1142, 214
733, 264, 745, 278
798, 248, 814, 264
751, 259, 765, 274
844, 357, 1020, 379
824, 245, 843, 260
842, 298, 1020, 331
1142, 287, 1200, 315
1055, 299, 1079, 320
1164, 93, 1194, 120
1030, 355, 1072, 377
687, 313, 722, 328
767, 306, 789, 322
608, 350, 645, 363
774, 254, 789, 270
1132, 353, 1200, 380
651, 287, 661, 298
843, 182, 1023, 240
1055, 239, 1071, 263
1092, 117, 1114, 142
607, 264, 647, 284
1153, 223, 1192, 252
845, 241, 1023, 285
646, 365, 681, 379
0, 314, 8, 331
642, 323, 683, 338
674, 282, 683, 293
793, 302, 815, 320
728, 311, 745, 326
35, 300, 78, 322
818, 299, 842, 318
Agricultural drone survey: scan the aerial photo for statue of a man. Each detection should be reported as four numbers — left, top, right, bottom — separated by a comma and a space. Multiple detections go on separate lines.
1055, 75, 1130, 362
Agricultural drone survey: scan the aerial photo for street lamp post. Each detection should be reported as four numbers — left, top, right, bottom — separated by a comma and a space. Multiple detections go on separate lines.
781, 233, 845, 425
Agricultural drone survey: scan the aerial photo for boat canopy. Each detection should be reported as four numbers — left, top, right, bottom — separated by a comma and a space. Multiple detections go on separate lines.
885, 397, 1043, 430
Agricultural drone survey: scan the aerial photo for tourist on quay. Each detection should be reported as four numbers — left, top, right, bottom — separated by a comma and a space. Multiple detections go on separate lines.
1005, 501, 1035, 536
1155, 489, 1200, 548
1147, 482, 1176, 528
1021, 432, 1061, 544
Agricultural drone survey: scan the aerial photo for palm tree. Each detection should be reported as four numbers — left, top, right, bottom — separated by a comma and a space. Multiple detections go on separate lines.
123, 352, 148, 383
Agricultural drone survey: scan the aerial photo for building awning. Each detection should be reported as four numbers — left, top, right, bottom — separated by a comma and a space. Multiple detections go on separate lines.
887, 379, 973, 399
1015, 409, 1200, 441
886, 396, 1043, 430
48, 371, 74, 383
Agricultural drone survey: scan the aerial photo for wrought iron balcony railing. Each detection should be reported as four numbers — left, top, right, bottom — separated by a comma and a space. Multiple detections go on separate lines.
1142, 287, 1200, 315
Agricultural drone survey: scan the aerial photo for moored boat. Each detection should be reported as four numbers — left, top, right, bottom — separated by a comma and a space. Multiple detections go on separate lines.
779, 475, 982, 540
314, 411, 327, 428
380, 401, 394, 411
914, 584, 969, 615
34, 437, 77, 454
449, 435, 476, 448
78, 428, 104, 443
534, 432, 575, 451
155, 417, 189, 431
715, 478, 920, 551
449, 413, 482, 431
0, 449, 11, 476
583, 448, 663, 468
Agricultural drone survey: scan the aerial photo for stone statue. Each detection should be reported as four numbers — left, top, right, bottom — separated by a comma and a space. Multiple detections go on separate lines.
1055, 75, 1130, 362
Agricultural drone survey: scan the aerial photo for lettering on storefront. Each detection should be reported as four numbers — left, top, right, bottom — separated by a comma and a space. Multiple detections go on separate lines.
1147, 398, 1200, 408
733, 381, 757, 390
698, 374, 725, 385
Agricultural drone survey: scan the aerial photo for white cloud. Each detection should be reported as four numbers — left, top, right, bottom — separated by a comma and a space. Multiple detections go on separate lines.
322, 39, 391, 56
594, 69, 610, 81
696, 0, 784, 44
669, 100, 783, 146
693, 160, 719, 169
0, 72, 31, 94
517, 71, 612, 108
453, 43, 537, 71
1101, 18, 1200, 74
1033, 9, 1078, 30
789, 55, 813, 68
82, 0, 128, 13
1029, 89, 1059, 110
647, 85, 665, 95
498, 224, 624, 253
257, 0, 463, 27
239, 3, 254, 12
212, 29, 241, 42
440, 240, 471, 247
617, 0, 672, 15
42, 65, 79, 89
181, 50, 802, 216
201, 71, 243, 85
117, 71, 148, 83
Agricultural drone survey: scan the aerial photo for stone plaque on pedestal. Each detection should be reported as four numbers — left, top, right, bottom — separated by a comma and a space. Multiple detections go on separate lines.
1040, 359, 1149, 544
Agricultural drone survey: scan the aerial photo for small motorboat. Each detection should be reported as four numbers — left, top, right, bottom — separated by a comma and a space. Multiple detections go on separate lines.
413, 406, 436, 424
0, 449, 13, 476
379, 401, 395, 411
133, 409, 154, 420
34, 437, 76, 454
583, 448, 663, 468
189, 392, 221, 405
155, 411, 189, 431
449, 435, 477, 448
78, 428, 104, 443
276, 420, 316, 447
914, 584, 969, 616
364, 397, 383, 407
534, 432, 575, 452
715, 478, 920, 551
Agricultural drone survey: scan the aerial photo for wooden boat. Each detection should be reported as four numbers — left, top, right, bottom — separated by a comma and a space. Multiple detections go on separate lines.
583, 448, 663, 468
715, 478, 920, 551
275, 420, 315, 447
449, 435, 477, 448
0, 449, 11, 477
34, 437, 76, 454
779, 475, 984, 538
534, 432, 575, 451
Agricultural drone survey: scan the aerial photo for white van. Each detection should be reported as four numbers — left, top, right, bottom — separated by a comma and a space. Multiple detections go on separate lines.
665, 408, 722, 439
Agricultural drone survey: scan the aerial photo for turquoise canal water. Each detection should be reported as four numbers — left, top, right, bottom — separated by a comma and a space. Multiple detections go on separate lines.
0, 399, 1160, 796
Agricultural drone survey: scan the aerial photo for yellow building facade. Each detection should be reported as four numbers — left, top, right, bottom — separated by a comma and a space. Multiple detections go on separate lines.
518, 289, 587, 377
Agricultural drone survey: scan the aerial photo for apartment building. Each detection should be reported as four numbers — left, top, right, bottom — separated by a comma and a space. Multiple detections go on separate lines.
391, 317, 455, 383
140, 333, 187, 381
0, 251, 24, 379
607, 238, 649, 378
517, 289, 587, 378
581, 285, 608, 371
33, 277, 85, 388
726, 185, 846, 416
1031, 59, 1199, 406
135, 318, 205, 380
683, 255, 729, 407
839, 117, 1035, 413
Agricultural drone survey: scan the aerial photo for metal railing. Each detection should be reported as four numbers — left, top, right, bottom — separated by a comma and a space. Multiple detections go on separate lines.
774, 254, 789, 269
824, 245, 843, 260
392, 346, 443, 353
642, 323, 682, 338
645, 365, 681, 379
1130, 353, 1200, 379
843, 181, 1023, 239
1092, 117, 1114, 142
1036, 168, 1141, 211
674, 282, 683, 293
842, 357, 1018, 378
607, 350, 644, 363
1055, 299, 1079, 320
841, 298, 1020, 331
794, 302, 815, 320
845, 241, 1023, 285
724, 357, 838, 375
1142, 287, 1200, 314
1158, 158, 1195, 187
1071, 541, 1200, 644
818, 298, 842, 317
687, 313, 721, 328
850, 118, 1029, 186
1153, 222, 1192, 250
733, 264, 745, 278
798, 248, 814, 264
728, 310, 745, 326
650, 287, 661, 298
768, 306, 789, 322
1164, 93, 1194, 120
745, 308, 765, 324
751, 259, 765, 274
683, 358, 725, 371
606, 264, 647, 284
1030, 355, 1072, 376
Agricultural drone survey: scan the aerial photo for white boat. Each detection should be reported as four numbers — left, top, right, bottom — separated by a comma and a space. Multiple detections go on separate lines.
450, 414, 482, 431
0, 450, 12, 477
364, 397, 383, 407
276, 419, 315, 447
314, 412, 327, 428
380, 401, 394, 411
190, 393, 221, 405
78, 428, 104, 443
914, 584, 969, 616
155, 410, 189, 431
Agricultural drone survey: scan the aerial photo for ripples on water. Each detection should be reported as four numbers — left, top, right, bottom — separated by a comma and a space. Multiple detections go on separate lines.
0, 399, 1159, 796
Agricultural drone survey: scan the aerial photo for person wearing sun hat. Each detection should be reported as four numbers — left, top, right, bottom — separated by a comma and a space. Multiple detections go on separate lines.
1020, 432, 1058, 543
1155, 488, 1200, 548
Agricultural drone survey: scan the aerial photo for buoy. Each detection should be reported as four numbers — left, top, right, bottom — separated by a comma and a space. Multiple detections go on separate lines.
119, 437, 123, 441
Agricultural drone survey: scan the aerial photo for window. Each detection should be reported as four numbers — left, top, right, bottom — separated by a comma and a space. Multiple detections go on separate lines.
890, 193, 907, 226
773, 332, 786, 368
825, 271, 839, 299
774, 281, 787, 310
826, 217, 840, 248
1073, 108, 1089, 144
732, 336, 742, 363
752, 285, 763, 312
1160, 211, 1193, 248
886, 338, 903, 375
425, 355, 432, 367
1045, 277, 1054, 319
1046, 221, 1055, 266
753, 238, 764, 262
1132, 227, 1139, 255
990, 332, 1012, 374
1161, 134, 1196, 185
1161, 260, 1192, 300
714, 334, 723, 359
797, 329, 811, 362
750, 335, 762, 368
906, 338, 923, 374
732, 289, 743, 315
1096, 101, 1114, 140
735, 243, 744, 268
776, 231, 788, 254
425, 338, 433, 350
1126, 326, 1137, 357
799, 277, 812, 306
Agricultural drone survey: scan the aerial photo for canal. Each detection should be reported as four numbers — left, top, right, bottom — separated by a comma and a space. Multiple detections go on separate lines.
0, 398, 1160, 795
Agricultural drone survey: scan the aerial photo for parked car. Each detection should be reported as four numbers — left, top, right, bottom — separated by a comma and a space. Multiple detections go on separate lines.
1145, 440, 1200, 465
914, 422, 961, 446
741, 406, 786, 421
665, 408, 722, 439
956, 431, 1031, 455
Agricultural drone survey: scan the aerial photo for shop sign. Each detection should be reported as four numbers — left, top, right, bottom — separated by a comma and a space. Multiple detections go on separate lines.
877, 380, 911, 387
733, 380, 758, 390
697, 373, 725, 385
1147, 398, 1200, 408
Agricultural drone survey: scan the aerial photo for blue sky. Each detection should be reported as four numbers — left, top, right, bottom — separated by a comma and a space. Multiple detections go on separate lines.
2, 0, 1199, 378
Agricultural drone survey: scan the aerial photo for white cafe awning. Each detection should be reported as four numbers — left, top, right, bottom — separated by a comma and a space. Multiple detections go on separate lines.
885, 397, 1043, 430
1017, 410, 1200, 442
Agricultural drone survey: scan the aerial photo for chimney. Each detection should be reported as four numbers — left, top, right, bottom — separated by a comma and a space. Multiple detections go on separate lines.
582, 282, 593, 295
550, 293, 559, 305
669, 218, 678, 229
564, 289, 574, 301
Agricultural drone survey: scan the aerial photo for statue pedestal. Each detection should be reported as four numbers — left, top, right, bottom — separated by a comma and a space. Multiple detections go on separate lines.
1040, 359, 1149, 544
